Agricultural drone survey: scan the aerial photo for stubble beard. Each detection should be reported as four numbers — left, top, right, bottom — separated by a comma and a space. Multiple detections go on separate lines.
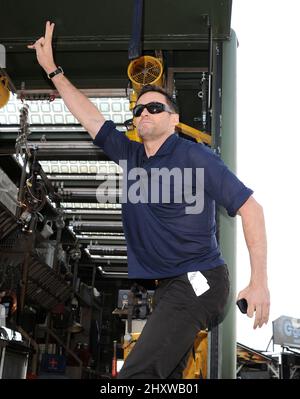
137, 124, 156, 140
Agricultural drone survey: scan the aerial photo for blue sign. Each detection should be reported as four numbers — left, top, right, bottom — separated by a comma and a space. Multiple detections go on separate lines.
41, 354, 66, 373
273, 315, 300, 348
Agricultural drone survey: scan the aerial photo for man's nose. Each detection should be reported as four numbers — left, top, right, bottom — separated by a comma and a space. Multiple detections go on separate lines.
140, 107, 149, 117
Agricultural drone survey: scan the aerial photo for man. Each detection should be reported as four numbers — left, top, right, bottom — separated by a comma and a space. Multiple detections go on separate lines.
28, 21, 270, 379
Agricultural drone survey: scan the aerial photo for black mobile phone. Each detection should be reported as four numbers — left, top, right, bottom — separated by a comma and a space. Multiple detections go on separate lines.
236, 298, 248, 314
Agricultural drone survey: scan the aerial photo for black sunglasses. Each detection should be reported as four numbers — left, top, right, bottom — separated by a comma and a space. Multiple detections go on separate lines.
132, 102, 174, 117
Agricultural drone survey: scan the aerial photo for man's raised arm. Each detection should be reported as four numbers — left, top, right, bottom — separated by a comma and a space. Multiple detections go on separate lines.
28, 21, 105, 139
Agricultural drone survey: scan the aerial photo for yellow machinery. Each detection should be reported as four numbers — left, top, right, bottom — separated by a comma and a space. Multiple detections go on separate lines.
0, 75, 10, 109
182, 330, 208, 379
127, 55, 164, 93
177, 122, 211, 145
126, 55, 211, 146
122, 330, 208, 379
123, 332, 141, 361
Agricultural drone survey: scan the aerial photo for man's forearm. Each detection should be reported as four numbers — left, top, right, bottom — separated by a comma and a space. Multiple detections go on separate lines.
50, 72, 105, 139
239, 196, 268, 286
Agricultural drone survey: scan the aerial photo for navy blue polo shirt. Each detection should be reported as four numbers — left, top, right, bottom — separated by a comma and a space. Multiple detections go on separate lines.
93, 121, 253, 279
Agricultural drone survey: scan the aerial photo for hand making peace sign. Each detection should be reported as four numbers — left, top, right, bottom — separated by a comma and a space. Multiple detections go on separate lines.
27, 21, 57, 74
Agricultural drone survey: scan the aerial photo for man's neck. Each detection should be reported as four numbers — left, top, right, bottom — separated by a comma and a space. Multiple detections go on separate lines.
143, 133, 173, 158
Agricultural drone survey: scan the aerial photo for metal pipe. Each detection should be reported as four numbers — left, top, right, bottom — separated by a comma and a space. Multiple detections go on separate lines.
88, 245, 127, 255
16, 153, 28, 219
219, 29, 238, 379
15, 142, 110, 161
17, 88, 127, 99
60, 187, 122, 203
71, 220, 123, 232
0, 346, 6, 379
16, 325, 39, 375
76, 234, 126, 245
207, 16, 213, 114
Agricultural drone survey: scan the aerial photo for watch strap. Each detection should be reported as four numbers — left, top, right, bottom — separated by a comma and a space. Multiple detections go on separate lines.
47, 66, 64, 79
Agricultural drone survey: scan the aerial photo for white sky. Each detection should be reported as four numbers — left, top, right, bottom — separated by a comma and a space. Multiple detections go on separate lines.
232, 0, 300, 351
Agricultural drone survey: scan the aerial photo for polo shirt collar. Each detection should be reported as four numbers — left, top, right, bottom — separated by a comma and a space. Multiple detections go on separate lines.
142, 133, 178, 160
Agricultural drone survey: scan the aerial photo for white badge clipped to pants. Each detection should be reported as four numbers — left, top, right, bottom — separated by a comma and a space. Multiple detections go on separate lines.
187, 271, 210, 297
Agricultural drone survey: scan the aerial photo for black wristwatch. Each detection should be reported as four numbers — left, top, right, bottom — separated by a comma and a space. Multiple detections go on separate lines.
47, 66, 64, 79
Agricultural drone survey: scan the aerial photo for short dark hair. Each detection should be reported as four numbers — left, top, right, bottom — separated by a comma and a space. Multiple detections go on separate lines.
137, 85, 179, 114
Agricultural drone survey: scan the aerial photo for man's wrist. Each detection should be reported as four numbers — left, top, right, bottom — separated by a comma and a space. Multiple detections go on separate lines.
250, 275, 268, 287
45, 65, 57, 74
47, 66, 64, 79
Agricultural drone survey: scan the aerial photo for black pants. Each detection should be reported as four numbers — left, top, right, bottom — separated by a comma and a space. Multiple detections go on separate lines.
117, 264, 230, 379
